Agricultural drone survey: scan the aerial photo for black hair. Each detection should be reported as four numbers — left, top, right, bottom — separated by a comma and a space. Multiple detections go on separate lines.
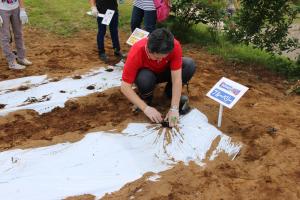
147, 28, 174, 54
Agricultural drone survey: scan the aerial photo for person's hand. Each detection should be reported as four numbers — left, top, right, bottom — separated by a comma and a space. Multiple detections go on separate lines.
144, 106, 163, 123
19, 8, 28, 25
165, 108, 179, 127
0, 15, 3, 28
91, 6, 98, 17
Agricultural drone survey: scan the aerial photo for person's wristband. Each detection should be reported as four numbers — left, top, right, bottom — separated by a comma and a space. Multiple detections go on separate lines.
169, 106, 178, 112
143, 105, 149, 112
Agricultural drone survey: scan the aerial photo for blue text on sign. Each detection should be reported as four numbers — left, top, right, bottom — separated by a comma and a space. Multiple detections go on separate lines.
211, 88, 235, 105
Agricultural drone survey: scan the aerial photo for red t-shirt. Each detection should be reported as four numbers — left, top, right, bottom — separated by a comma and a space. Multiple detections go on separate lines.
122, 38, 182, 84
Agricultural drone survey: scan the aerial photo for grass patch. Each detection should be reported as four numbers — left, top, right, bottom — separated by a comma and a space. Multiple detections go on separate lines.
26, 0, 95, 36
119, 1, 133, 32
210, 42, 300, 80
26, 0, 132, 36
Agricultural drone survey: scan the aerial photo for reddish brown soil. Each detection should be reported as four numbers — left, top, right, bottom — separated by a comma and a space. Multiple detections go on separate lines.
0, 27, 131, 81
0, 28, 299, 200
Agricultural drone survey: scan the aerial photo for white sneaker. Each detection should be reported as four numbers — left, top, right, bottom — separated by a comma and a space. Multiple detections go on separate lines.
17, 58, 32, 66
115, 59, 125, 68
8, 61, 26, 70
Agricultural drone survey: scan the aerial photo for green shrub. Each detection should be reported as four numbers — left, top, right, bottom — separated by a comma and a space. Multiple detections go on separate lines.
226, 0, 299, 54
171, 0, 226, 40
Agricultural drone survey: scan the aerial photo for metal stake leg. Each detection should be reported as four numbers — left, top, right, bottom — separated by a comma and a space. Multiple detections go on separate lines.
217, 104, 223, 127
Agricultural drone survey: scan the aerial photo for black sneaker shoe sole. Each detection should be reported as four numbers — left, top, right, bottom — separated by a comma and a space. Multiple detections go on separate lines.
179, 95, 191, 115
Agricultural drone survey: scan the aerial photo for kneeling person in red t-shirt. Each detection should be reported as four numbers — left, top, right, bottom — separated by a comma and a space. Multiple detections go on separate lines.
121, 28, 195, 127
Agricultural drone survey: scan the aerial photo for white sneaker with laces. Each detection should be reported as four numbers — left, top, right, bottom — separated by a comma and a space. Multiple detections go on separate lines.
17, 58, 32, 66
8, 61, 26, 70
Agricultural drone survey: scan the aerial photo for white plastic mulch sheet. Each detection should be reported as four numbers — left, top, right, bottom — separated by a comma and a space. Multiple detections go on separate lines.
0, 109, 241, 200
0, 67, 122, 116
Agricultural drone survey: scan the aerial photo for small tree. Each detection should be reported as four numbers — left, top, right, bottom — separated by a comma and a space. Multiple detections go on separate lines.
226, 0, 299, 54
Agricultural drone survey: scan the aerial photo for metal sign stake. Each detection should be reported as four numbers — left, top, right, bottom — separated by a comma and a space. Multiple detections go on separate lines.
217, 104, 223, 127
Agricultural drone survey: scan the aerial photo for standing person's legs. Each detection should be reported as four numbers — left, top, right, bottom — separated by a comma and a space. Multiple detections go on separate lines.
10, 8, 25, 60
0, 9, 15, 64
144, 10, 157, 33
109, 12, 121, 53
158, 57, 196, 98
97, 17, 107, 55
135, 68, 157, 105
130, 6, 144, 32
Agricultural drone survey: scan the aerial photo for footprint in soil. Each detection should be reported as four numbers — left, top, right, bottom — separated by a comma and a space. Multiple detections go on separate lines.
266, 126, 278, 136
65, 100, 80, 110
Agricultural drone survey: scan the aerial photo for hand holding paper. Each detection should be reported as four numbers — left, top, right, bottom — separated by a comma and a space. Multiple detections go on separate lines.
91, 6, 98, 17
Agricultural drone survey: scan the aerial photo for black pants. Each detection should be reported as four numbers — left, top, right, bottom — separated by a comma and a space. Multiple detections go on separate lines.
97, 11, 120, 54
135, 57, 196, 104
131, 6, 157, 33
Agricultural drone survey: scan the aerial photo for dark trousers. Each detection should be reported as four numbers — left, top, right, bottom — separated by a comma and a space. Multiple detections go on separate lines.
97, 11, 120, 54
130, 6, 157, 33
135, 57, 196, 103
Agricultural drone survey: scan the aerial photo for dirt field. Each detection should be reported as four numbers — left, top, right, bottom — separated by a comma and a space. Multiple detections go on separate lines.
0, 27, 299, 200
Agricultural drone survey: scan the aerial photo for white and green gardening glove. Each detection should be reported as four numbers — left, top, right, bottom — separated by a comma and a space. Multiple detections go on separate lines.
0, 15, 3, 28
91, 6, 98, 17
20, 8, 29, 24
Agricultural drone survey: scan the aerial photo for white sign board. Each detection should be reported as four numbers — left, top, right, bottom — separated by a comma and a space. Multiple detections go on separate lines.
86, 9, 115, 25
126, 28, 149, 46
100, 9, 115, 25
206, 77, 248, 109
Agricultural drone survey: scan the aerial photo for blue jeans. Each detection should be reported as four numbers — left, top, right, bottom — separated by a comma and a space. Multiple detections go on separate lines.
131, 6, 157, 33
97, 11, 120, 54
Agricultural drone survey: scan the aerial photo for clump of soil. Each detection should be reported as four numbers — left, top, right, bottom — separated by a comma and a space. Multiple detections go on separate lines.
105, 68, 114, 72
17, 85, 29, 91
64, 194, 95, 200
72, 75, 82, 80
22, 95, 51, 104
86, 85, 95, 90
